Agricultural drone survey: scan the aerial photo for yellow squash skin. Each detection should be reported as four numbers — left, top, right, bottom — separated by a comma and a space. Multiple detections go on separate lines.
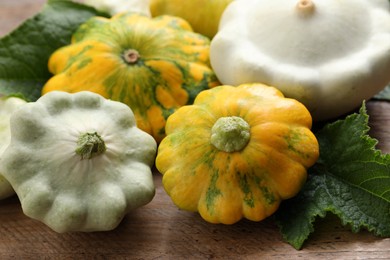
150, 0, 233, 39
156, 83, 319, 224
42, 12, 219, 143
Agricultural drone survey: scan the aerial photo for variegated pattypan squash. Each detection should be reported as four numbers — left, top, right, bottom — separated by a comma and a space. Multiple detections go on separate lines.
156, 83, 319, 224
0, 91, 157, 233
42, 12, 219, 143
0, 96, 27, 200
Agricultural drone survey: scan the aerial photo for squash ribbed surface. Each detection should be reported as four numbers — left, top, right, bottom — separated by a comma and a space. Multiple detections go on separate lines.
43, 13, 219, 142
156, 83, 320, 224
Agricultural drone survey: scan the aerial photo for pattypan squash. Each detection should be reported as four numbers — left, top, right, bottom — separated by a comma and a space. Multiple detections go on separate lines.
83, 0, 151, 16
0, 91, 157, 233
156, 83, 319, 224
210, 0, 390, 121
0, 96, 27, 200
42, 12, 219, 143
149, 0, 234, 39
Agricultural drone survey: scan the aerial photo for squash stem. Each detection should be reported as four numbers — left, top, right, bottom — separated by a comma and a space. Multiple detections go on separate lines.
210, 116, 250, 153
76, 132, 106, 160
296, 0, 315, 17
123, 49, 140, 64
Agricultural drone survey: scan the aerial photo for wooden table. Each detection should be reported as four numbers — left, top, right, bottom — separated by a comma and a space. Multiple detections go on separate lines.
1, 1, 389, 259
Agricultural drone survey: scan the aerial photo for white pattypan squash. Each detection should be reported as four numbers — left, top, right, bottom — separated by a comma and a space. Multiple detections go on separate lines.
0, 96, 27, 200
0, 91, 157, 232
82, 0, 151, 16
210, 0, 390, 121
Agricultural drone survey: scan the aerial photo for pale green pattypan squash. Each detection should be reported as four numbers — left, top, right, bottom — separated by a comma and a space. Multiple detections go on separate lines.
82, 0, 151, 16
0, 91, 157, 232
0, 96, 27, 200
210, 0, 390, 121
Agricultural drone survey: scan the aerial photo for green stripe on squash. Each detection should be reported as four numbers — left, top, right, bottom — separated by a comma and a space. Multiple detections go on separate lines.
42, 12, 219, 143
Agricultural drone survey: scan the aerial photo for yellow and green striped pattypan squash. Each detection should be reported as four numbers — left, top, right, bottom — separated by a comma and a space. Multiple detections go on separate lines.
156, 83, 320, 224
42, 12, 219, 142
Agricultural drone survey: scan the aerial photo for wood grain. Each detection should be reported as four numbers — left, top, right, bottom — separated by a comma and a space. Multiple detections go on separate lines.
0, 0, 46, 37
1, 174, 390, 259
0, 1, 389, 259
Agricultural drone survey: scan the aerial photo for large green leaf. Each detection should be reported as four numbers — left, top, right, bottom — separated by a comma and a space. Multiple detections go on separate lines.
0, 0, 106, 101
275, 104, 390, 249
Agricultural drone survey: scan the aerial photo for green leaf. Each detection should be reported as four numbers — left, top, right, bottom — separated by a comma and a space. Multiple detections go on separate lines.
374, 85, 390, 101
0, 0, 106, 101
275, 103, 390, 250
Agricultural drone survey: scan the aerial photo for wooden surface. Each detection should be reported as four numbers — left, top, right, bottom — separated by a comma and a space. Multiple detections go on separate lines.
0, 1, 389, 259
